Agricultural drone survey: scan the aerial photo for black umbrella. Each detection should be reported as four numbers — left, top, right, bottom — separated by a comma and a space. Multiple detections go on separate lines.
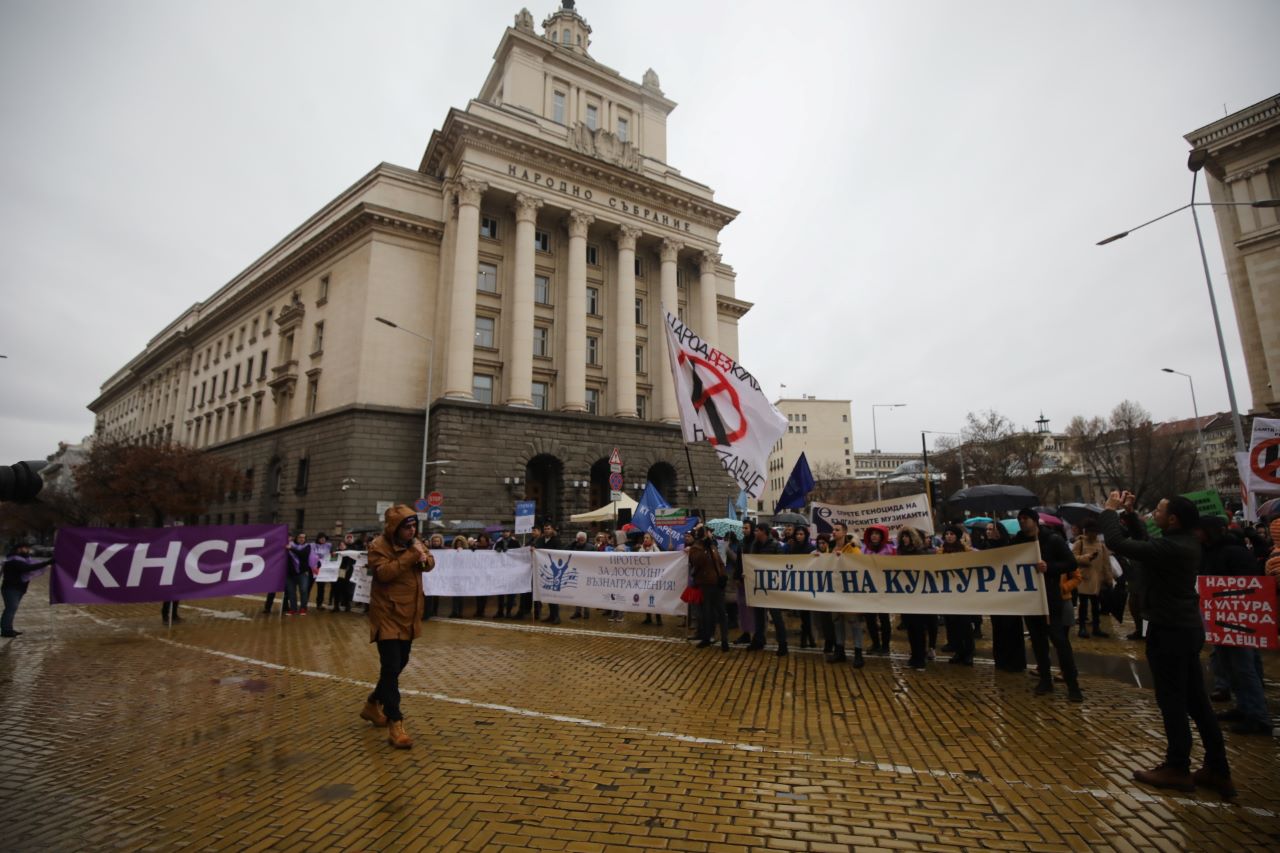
772, 511, 809, 526
945, 484, 1040, 516
1057, 503, 1103, 525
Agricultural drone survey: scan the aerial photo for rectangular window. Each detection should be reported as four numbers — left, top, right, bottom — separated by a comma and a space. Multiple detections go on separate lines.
251, 319, 259, 341
477, 262, 498, 293
245, 356, 254, 384
318, 274, 330, 303
244, 468, 254, 499
552, 91, 566, 124
238, 326, 246, 349
635, 297, 645, 325
617, 117, 629, 142
259, 350, 268, 380
586, 244, 599, 266
532, 381, 548, 411
635, 344, 644, 374
200, 381, 206, 406
533, 326, 549, 358
307, 378, 319, 415
586, 103, 598, 131
221, 370, 229, 398
189, 387, 196, 409
586, 286, 600, 315
475, 316, 495, 349
634, 257, 645, 278
636, 395, 646, 420
534, 230, 550, 253
264, 309, 273, 335
295, 508, 305, 532
233, 364, 241, 390
586, 335, 599, 366
842, 413, 849, 422
534, 274, 551, 304
480, 216, 498, 239
312, 321, 324, 354
585, 388, 599, 415
473, 374, 493, 404
295, 457, 310, 493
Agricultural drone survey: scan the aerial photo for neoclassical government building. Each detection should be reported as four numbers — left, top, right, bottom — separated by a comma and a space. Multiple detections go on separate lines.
90, 2, 748, 532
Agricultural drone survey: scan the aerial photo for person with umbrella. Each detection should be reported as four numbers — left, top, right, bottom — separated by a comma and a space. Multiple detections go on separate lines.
1014, 507, 1083, 702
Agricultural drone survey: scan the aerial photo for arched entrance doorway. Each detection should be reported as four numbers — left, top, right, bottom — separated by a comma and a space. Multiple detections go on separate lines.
588, 457, 618, 512
525, 454, 564, 527
646, 461, 678, 505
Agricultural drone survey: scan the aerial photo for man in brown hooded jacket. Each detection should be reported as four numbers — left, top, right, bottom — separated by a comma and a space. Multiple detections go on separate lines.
360, 504, 435, 748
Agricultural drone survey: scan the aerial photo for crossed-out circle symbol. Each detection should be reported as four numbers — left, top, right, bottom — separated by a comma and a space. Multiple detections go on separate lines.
1250, 437, 1280, 485
677, 351, 747, 445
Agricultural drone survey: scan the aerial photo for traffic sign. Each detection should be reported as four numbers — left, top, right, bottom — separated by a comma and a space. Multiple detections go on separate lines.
427, 491, 445, 507
1250, 438, 1280, 485
608, 447, 622, 466
413, 498, 429, 512
608, 472, 624, 491
427, 507, 443, 520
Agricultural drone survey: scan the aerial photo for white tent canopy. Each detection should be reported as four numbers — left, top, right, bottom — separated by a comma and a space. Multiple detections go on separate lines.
569, 492, 638, 523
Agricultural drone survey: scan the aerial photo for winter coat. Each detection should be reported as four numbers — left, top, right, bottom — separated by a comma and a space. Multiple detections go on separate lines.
286, 543, 312, 576
1014, 525, 1076, 626
366, 504, 433, 642
1099, 509, 1201, 629
1072, 537, 1114, 596
861, 525, 897, 555
2, 553, 50, 588
689, 539, 724, 586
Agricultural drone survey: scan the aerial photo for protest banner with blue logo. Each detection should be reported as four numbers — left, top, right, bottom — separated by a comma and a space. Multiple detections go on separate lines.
532, 548, 688, 615
631, 482, 699, 550
514, 500, 536, 535
51, 524, 289, 605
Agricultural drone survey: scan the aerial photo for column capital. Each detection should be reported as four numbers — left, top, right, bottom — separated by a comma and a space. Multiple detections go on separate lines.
615, 224, 643, 251
448, 176, 489, 208
567, 209, 595, 239
513, 193, 544, 223
660, 239, 684, 263
698, 250, 722, 273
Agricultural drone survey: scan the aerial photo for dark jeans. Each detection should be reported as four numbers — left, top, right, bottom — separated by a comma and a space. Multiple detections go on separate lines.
1128, 590, 1144, 635
369, 639, 413, 722
698, 584, 729, 645
161, 601, 180, 621
991, 614, 1027, 671
473, 596, 487, 617
869, 613, 892, 648
2, 583, 28, 633
1026, 615, 1078, 686
284, 573, 313, 612
1146, 624, 1228, 773
750, 607, 787, 649
313, 582, 329, 607
944, 615, 974, 660
333, 577, 353, 610
1078, 595, 1102, 630
905, 613, 934, 665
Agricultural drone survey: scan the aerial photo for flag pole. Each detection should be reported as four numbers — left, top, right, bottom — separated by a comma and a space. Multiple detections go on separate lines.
682, 445, 699, 503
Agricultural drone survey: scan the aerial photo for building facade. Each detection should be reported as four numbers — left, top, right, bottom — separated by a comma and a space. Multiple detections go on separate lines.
760, 397, 854, 513
1186, 94, 1280, 416
89, 3, 746, 533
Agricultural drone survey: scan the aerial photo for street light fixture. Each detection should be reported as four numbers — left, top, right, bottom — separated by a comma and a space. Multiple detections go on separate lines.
922, 430, 966, 488
871, 403, 907, 500
1097, 154, 1278, 455
375, 316, 451, 497
1162, 368, 1213, 491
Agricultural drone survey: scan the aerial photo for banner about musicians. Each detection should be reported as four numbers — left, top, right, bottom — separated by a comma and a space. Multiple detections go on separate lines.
744, 542, 1047, 616
810, 494, 935, 538
533, 548, 688, 615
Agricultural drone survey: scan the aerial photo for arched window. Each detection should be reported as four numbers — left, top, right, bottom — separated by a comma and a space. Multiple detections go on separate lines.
646, 462, 678, 505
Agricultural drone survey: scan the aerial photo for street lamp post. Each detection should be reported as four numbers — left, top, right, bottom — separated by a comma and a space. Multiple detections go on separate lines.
922, 430, 966, 488
1162, 368, 1213, 492
1097, 156, 1279, 455
871, 403, 906, 500
375, 317, 450, 498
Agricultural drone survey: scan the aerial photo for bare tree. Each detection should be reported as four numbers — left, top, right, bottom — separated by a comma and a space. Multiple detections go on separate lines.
1065, 401, 1199, 510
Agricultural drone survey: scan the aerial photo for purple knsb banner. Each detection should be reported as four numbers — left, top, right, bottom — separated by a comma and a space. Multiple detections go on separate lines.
51, 524, 289, 605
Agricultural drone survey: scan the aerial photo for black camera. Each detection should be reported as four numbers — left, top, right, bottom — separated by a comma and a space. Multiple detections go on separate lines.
0, 461, 47, 502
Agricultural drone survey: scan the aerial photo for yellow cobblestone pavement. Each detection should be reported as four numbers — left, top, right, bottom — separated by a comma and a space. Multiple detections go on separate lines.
1, 578, 1278, 851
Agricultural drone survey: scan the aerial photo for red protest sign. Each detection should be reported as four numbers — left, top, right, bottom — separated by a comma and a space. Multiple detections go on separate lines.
1249, 437, 1280, 485
1198, 575, 1278, 650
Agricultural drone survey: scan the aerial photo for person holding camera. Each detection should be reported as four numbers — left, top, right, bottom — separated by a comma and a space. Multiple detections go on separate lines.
361, 505, 436, 749
687, 527, 729, 651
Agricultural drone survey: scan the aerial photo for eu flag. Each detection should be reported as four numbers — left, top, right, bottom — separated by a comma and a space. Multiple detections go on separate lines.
774, 452, 815, 513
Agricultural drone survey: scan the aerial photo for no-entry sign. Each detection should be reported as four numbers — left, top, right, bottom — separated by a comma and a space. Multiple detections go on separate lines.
427, 491, 444, 507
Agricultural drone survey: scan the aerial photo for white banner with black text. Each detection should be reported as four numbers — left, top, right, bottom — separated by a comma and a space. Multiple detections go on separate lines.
532, 548, 688, 615
744, 542, 1047, 616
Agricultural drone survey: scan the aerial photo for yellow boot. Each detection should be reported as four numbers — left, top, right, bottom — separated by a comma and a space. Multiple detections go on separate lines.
359, 700, 388, 727
387, 719, 413, 749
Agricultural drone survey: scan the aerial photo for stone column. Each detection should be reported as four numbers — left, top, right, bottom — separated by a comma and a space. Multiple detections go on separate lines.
613, 225, 642, 418
562, 210, 594, 412
443, 177, 488, 399
507, 193, 543, 407
657, 239, 683, 423
697, 251, 721, 349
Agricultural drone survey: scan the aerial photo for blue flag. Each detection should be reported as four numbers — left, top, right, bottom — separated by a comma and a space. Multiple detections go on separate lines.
726, 497, 737, 521
774, 452, 815, 513
632, 483, 699, 550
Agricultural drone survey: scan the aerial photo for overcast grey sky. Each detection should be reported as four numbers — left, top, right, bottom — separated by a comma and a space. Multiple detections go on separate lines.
1, 0, 1277, 465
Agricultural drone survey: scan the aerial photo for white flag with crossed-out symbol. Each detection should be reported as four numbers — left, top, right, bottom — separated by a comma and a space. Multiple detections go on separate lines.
662, 309, 788, 500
